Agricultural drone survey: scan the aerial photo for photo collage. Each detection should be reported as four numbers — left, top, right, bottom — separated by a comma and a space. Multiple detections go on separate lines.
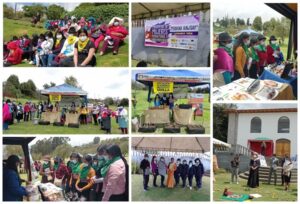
1, 0, 298, 203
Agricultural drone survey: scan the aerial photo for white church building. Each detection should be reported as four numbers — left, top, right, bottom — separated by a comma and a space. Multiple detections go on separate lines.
227, 104, 297, 158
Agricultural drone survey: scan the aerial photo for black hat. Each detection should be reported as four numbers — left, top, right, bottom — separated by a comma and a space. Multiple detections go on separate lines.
68, 26, 77, 34
269, 35, 277, 41
250, 37, 258, 45
239, 32, 250, 40
257, 34, 266, 41
218, 32, 232, 43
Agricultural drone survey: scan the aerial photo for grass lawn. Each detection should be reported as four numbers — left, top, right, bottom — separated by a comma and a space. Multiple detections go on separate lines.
213, 172, 297, 201
4, 18, 129, 67
131, 90, 210, 134
131, 174, 210, 201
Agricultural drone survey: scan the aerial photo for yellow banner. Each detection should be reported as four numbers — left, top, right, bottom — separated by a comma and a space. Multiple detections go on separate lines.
153, 81, 174, 94
49, 95, 61, 102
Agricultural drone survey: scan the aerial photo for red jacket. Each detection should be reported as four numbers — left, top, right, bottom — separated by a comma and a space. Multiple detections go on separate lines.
257, 49, 268, 67
107, 25, 128, 40
24, 104, 30, 113
7, 41, 23, 65
266, 45, 280, 64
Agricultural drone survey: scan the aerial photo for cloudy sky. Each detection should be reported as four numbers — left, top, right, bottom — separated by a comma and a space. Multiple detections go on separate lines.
213, 2, 284, 23
29, 135, 126, 147
6, 2, 80, 12
2, 69, 130, 99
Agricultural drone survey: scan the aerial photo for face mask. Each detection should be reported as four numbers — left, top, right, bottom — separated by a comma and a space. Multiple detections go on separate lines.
72, 159, 77, 164
79, 36, 87, 42
114, 22, 119, 26
271, 40, 277, 44
244, 40, 250, 46
254, 45, 260, 49
56, 35, 62, 39
44, 161, 49, 165
82, 163, 88, 167
68, 34, 74, 37
225, 42, 233, 49
93, 162, 98, 165
161, 159, 164, 162
189, 163, 192, 167
260, 41, 265, 46
46, 36, 49, 40
145, 157, 149, 160
103, 155, 109, 161
176, 161, 180, 165
97, 155, 104, 160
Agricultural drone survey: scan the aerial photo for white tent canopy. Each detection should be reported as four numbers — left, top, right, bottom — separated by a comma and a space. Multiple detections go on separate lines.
132, 137, 210, 153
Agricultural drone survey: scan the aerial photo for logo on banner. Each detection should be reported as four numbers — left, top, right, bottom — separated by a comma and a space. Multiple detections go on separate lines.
153, 81, 174, 93
49, 95, 61, 102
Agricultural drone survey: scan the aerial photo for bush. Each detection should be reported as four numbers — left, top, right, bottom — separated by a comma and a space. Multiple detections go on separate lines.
69, 3, 128, 24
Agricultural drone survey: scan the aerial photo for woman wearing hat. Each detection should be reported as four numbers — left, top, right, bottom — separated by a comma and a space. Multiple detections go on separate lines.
248, 37, 260, 79
233, 32, 251, 80
247, 152, 260, 188
213, 32, 234, 86
40, 155, 54, 183
256, 34, 268, 75
267, 35, 284, 64
3, 155, 28, 201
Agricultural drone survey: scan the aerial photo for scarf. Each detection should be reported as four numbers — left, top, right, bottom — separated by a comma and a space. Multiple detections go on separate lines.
78, 38, 89, 52
67, 36, 77, 45
80, 165, 91, 179
219, 45, 233, 57
251, 47, 259, 62
98, 158, 106, 169
101, 156, 121, 177
55, 39, 61, 48
53, 163, 59, 171
270, 43, 279, 51
242, 43, 250, 59
43, 162, 50, 170
69, 161, 80, 172
256, 44, 266, 52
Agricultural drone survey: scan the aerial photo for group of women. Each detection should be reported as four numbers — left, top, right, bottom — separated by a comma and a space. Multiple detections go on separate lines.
3, 16, 128, 67
3, 144, 128, 201
139, 154, 205, 191
213, 32, 284, 86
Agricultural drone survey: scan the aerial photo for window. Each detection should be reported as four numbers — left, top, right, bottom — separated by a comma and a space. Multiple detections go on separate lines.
278, 116, 290, 133
250, 117, 261, 133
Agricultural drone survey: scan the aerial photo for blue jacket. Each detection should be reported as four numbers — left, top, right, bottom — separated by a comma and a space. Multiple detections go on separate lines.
3, 167, 27, 201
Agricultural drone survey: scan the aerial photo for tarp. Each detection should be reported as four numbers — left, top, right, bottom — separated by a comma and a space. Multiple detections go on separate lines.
42, 112, 60, 123
65, 113, 80, 125
41, 84, 88, 96
132, 137, 210, 153
173, 107, 194, 125
144, 108, 170, 124
136, 70, 210, 87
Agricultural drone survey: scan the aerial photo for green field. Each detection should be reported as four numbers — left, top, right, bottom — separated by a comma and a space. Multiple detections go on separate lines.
214, 172, 297, 201
132, 174, 210, 201
4, 18, 129, 67
131, 90, 210, 134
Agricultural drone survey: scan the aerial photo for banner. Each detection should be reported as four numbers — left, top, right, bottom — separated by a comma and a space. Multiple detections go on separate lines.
49, 94, 61, 102
153, 81, 174, 94
144, 15, 200, 50
173, 84, 189, 99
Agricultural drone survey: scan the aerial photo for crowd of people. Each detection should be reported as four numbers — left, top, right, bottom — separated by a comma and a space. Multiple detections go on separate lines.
2, 99, 128, 134
230, 152, 294, 191
3, 16, 128, 67
213, 32, 285, 86
139, 154, 205, 191
3, 144, 129, 201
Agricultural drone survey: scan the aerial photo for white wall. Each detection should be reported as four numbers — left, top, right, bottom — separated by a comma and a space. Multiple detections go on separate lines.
233, 112, 297, 156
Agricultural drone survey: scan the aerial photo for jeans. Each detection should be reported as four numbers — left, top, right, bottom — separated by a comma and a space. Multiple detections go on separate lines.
143, 173, 149, 190
231, 167, 239, 183
40, 55, 48, 67
3, 122, 9, 130
268, 167, 277, 185
181, 175, 187, 187
188, 175, 193, 187
47, 53, 57, 67
195, 175, 202, 189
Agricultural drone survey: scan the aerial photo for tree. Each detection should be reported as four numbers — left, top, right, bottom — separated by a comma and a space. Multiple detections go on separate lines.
119, 98, 129, 107
104, 97, 114, 106
43, 82, 56, 89
246, 18, 250, 26
6, 75, 20, 89
23, 4, 46, 18
213, 104, 229, 142
4, 3, 14, 19
93, 137, 100, 144
64, 76, 79, 88
253, 16, 263, 31
46, 4, 65, 20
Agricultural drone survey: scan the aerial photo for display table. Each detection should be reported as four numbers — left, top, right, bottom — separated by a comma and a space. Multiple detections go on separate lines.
144, 108, 170, 124
213, 77, 295, 101
173, 107, 194, 125
65, 113, 80, 125
259, 69, 297, 98
42, 112, 60, 123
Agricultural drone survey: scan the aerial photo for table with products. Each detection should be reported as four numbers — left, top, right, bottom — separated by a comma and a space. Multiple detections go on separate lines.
213, 77, 295, 101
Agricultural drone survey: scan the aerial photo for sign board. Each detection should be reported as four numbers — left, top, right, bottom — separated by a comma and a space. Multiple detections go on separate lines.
145, 15, 200, 50
173, 84, 189, 98
49, 94, 61, 102
188, 93, 204, 116
153, 81, 174, 94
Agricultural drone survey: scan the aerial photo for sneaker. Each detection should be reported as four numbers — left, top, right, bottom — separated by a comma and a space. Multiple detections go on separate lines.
190, 186, 193, 190
29, 61, 34, 65
99, 51, 104, 56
